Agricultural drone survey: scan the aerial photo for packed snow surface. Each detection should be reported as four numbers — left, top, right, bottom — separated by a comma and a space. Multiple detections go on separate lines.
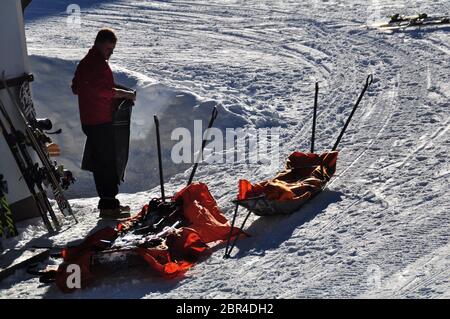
1, 0, 449, 298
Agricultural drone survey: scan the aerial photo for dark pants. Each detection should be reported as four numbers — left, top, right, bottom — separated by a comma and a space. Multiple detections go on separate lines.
82, 123, 120, 209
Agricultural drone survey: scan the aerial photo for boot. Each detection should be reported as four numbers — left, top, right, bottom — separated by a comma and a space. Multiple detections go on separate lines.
99, 208, 131, 219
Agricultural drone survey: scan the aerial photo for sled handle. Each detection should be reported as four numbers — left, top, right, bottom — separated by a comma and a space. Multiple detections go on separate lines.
366, 74, 374, 87
154, 115, 165, 201
331, 74, 373, 151
211, 106, 219, 121
311, 82, 319, 154
187, 106, 219, 186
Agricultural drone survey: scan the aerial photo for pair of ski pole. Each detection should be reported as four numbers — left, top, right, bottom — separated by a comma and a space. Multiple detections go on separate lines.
153, 106, 219, 201
311, 74, 373, 153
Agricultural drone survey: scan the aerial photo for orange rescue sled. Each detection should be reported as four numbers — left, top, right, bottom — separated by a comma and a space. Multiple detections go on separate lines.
224, 74, 373, 258
237, 151, 338, 216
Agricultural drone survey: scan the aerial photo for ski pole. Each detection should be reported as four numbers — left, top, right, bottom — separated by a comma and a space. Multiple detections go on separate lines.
311, 82, 319, 153
187, 106, 219, 186
332, 74, 373, 151
154, 115, 165, 201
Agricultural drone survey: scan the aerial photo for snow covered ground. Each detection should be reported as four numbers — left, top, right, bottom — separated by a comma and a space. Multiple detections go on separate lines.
1, 0, 449, 298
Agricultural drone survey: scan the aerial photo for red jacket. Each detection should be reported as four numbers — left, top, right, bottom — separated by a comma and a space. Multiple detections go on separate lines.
72, 47, 115, 125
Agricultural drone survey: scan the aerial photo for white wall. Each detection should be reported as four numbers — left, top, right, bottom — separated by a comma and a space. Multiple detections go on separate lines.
0, 0, 31, 77
0, 0, 34, 204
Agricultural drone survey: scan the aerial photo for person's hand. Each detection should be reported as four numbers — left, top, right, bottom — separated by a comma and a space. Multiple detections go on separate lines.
113, 88, 136, 101
126, 91, 136, 101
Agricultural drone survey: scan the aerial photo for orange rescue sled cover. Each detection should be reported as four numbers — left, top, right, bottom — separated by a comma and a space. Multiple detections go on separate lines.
237, 151, 338, 215
55, 182, 240, 292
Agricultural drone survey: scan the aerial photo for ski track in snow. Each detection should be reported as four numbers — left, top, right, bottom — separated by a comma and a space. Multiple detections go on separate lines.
1, 0, 449, 298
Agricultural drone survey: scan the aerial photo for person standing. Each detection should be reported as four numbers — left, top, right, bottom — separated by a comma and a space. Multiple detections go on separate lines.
72, 29, 136, 219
